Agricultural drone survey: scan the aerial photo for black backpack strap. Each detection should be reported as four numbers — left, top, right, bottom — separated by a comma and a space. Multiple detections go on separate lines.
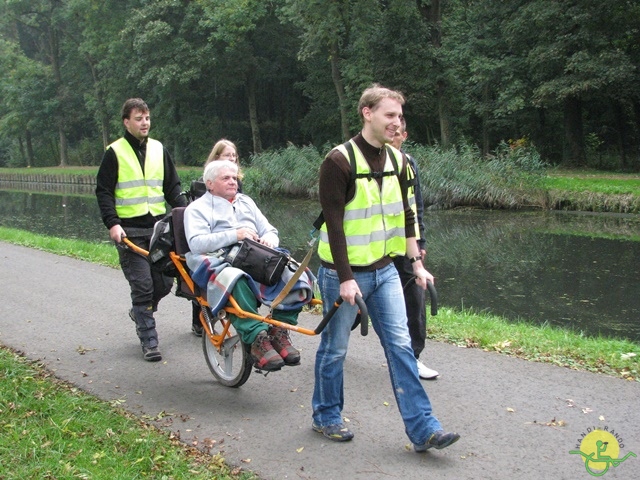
312, 211, 325, 231
403, 153, 417, 191
344, 140, 357, 182
385, 145, 400, 177
313, 141, 355, 230
314, 142, 400, 229
352, 144, 398, 180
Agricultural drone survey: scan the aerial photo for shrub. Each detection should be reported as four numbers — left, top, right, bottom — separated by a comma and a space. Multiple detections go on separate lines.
243, 144, 324, 198
411, 140, 548, 209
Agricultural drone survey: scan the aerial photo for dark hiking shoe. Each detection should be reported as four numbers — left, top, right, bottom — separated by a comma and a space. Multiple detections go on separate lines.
250, 331, 284, 371
414, 430, 460, 452
192, 322, 203, 337
268, 326, 300, 365
142, 345, 162, 362
312, 422, 354, 442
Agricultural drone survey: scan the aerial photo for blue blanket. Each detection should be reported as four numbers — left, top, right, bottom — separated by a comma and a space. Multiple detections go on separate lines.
186, 252, 315, 315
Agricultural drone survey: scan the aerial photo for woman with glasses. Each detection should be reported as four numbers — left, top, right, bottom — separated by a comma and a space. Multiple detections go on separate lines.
206, 140, 242, 182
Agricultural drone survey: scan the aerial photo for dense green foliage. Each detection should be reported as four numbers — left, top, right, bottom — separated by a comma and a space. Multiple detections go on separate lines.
241, 140, 550, 209
0, 0, 639, 171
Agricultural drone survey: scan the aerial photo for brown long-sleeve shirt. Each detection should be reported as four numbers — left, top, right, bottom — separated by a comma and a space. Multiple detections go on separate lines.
318, 133, 417, 283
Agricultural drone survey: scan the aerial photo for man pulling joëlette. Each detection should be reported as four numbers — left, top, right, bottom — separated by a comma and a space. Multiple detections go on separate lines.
311, 84, 460, 452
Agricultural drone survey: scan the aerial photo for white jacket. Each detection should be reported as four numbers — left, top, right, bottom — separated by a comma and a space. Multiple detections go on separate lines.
184, 191, 279, 254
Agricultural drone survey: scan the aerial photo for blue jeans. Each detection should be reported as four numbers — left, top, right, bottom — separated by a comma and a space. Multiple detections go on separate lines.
312, 263, 442, 445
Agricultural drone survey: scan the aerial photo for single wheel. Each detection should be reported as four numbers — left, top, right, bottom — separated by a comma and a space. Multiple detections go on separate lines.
200, 307, 252, 387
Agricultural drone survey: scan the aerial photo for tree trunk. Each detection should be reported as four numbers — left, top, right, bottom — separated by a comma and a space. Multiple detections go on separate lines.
246, 68, 262, 154
18, 136, 27, 167
613, 102, 627, 170
437, 80, 451, 148
58, 121, 68, 167
417, 0, 451, 147
25, 129, 34, 167
562, 96, 586, 166
173, 101, 181, 164
632, 101, 640, 171
86, 55, 110, 149
329, 40, 350, 141
48, 24, 69, 166
102, 117, 110, 151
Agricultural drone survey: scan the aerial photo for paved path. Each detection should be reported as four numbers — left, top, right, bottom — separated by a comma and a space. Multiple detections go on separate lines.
1, 242, 638, 480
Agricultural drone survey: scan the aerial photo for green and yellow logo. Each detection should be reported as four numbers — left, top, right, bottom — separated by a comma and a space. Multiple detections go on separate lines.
570, 427, 636, 477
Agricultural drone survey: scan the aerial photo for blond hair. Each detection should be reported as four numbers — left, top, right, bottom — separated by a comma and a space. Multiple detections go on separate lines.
357, 84, 405, 122
205, 139, 243, 180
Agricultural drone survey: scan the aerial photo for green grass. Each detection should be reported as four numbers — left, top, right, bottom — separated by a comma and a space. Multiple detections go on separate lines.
0, 166, 100, 176
543, 176, 640, 195
0, 346, 257, 479
1, 170, 639, 476
0, 227, 119, 268
429, 308, 639, 380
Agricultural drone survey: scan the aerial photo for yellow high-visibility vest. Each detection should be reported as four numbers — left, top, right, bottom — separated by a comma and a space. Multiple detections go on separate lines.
318, 140, 406, 266
110, 138, 166, 218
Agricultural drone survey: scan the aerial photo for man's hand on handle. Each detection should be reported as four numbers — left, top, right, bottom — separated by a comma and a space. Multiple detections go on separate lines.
110, 224, 126, 243
340, 279, 363, 306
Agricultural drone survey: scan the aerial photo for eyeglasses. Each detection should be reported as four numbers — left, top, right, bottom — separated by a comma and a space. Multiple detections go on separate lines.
220, 153, 238, 159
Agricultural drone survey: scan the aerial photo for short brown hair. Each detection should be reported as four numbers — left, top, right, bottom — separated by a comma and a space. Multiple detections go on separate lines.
357, 84, 405, 122
121, 98, 149, 120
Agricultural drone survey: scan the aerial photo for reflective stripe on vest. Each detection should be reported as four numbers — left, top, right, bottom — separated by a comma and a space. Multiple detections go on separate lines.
110, 138, 166, 218
318, 141, 406, 266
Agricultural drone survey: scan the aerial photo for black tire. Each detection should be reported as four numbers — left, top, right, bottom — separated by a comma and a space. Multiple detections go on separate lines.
200, 307, 252, 387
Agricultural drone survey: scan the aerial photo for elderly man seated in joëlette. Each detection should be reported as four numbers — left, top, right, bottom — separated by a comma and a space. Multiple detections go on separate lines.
183, 160, 314, 372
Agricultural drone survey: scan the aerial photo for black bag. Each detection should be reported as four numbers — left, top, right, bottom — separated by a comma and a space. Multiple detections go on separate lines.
224, 238, 289, 286
148, 212, 178, 277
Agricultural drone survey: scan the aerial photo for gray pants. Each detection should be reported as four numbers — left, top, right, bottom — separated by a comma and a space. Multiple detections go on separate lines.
118, 232, 173, 346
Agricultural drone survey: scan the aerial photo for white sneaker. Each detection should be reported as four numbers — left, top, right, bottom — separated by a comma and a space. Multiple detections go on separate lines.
417, 360, 439, 379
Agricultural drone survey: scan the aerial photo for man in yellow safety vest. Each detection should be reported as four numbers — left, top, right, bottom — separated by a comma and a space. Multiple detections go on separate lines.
312, 84, 459, 452
96, 98, 187, 362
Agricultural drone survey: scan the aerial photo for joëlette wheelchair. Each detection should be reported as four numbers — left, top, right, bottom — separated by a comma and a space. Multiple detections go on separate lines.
123, 206, 369, 388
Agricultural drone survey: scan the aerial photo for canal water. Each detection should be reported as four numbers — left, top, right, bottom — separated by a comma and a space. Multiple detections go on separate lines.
1, 188, 638, 343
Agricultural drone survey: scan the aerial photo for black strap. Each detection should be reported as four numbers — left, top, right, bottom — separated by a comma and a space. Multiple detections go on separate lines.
313, 210, 325, 231
313, 142, 402, 229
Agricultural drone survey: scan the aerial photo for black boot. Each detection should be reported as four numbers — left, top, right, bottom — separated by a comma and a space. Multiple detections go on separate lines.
129, 305, 162, 362
191, 301, 203, 337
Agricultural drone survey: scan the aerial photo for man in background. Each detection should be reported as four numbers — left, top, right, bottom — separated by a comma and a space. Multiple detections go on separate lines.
390, 117, 439, 380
